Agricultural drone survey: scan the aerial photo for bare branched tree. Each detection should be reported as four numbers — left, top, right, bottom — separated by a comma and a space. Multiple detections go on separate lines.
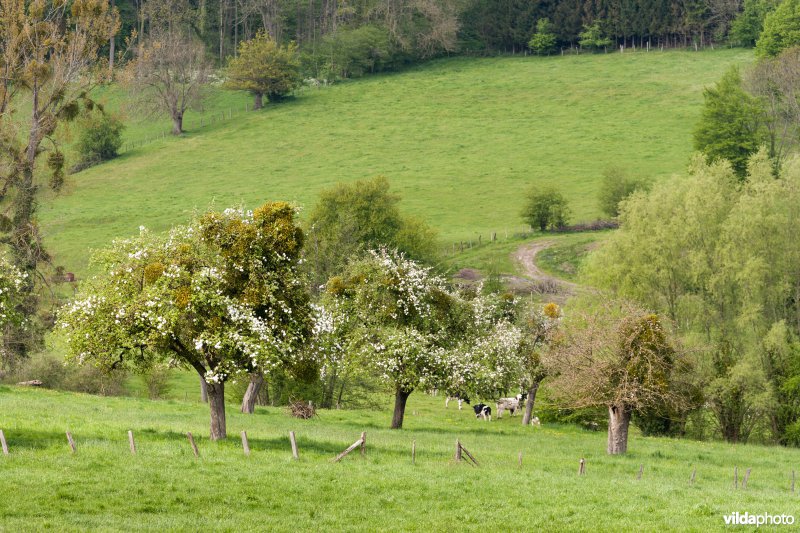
746, 47, 800, 169
544, 300, 690, 454
123, 30, 210, 135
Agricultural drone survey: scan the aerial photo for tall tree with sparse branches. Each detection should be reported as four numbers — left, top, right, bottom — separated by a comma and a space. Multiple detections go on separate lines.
123, 29, 210, 135
0, 0, 119, 366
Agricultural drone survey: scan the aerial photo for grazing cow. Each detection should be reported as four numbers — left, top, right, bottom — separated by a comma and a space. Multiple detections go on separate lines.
473, 403, 492, 421
496, 393, 528, 419
445, 395, 470, 410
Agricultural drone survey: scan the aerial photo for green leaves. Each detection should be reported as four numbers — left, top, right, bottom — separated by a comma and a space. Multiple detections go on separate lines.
58, 204, 313, 385
224, 32, 301, 102
693, 67, 766, 178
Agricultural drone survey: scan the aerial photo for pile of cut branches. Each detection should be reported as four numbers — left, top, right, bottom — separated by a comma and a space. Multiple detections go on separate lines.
288, 399, 316, 419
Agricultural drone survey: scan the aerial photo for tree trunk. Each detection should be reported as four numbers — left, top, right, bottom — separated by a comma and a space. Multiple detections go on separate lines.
257, 378, 269, 406
253, 92, 263, 110
200, 375, 208, 403
207, 381, 227, 440
171, 113, 183, 135
521, 381, 540, 425
321, 370, 337, 409
391, 388, 412, 429
109, 0, 116, 75
240, 372, 264, 414
607, 404, 632, 454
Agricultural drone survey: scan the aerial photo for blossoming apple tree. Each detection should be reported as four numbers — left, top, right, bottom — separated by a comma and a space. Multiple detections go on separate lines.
0, 255, 29, 363
323, 248, 467, 429
58, 203, 313, 440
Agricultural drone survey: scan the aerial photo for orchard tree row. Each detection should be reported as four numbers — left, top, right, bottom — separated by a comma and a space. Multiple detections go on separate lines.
49, 196, 687, 457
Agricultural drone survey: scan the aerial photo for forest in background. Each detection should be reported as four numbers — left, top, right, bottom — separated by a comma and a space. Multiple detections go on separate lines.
111, 0, 771, 79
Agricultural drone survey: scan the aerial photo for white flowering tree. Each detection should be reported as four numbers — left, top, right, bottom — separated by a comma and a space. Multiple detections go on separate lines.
517, 302, 562, 425
58, 203, 312, 440
324, 248, 466, 429
436, 290, 521, 402
0, 256, 29, 366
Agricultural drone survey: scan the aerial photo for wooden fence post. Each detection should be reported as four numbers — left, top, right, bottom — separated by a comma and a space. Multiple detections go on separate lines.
455, 439, 462, 462
360, 432, 366, 456
518, 451, 522, 468
66, 431, 76, 453
289, 431, 299, 459
734, 466, 738, 489
742, 468, 751, 489
241, 431, 250, 456
690, 468, 696, 484
128, 430, 136, 455
0, 429, 8, 455
578, 458, 586, 475
332, 435, 365, 462
412, 441, 416, 465
66, 431, 77, 453
791, 470, 795, 493
187, 432, 199, 457
637, 464, 644, 480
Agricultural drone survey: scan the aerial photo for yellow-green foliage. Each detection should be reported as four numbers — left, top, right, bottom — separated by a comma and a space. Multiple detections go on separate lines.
224, 32, 301, 102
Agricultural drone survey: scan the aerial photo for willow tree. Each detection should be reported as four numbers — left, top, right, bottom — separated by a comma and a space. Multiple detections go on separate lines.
224, 32, 301, 110
0, 0, 119, 365
547, 301, 687, 454
58, 203, 313, 440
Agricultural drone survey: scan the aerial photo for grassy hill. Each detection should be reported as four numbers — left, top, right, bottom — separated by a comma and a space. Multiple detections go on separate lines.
40, 49, 751, 274
0, 385, 798, 530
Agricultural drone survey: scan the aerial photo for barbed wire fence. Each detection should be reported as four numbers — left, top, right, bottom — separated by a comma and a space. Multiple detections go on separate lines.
119, 101, 256, 154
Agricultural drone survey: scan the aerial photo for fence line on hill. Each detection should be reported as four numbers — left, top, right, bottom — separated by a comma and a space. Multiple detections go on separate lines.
119, 102, 255, 154
1, 427, 798, 495
444, 220, 618, 258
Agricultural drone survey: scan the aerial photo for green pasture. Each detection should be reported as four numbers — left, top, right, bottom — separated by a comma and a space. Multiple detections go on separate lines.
40, 49, 752, 275
0, 385, 797, 530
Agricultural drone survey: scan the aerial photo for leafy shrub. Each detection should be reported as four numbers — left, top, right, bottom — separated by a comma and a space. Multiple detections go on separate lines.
75, 112, 124, 171
529, 19, 558, 55
315, 25, 392, 80
597, 167, 650, 218
142, 364, 172, 400
579, 21, 612, 51
9, 352, 127, 396
521, 186, 570, 231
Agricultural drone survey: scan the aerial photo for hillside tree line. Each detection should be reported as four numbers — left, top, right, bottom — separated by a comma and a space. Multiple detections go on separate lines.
107, 0, 771, 79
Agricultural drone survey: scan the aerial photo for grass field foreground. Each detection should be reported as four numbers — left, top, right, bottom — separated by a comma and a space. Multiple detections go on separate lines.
0, 386, 798, 530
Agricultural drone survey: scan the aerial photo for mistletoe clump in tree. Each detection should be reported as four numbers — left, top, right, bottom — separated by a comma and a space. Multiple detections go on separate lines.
324, 248, 464, 429
546, 300, 688, 454
58, 203, 312, 440
0, 0, 119, 365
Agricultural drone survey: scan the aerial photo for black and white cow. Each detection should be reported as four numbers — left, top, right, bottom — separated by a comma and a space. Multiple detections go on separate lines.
496, 393, 528, 419
473, 403, 492, 421
445, 395, 470, 410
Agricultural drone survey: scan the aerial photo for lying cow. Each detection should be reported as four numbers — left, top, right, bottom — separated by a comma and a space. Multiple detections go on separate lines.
473, 403, 492, 421
496, 393, 528, 419
445, 395, 470, 410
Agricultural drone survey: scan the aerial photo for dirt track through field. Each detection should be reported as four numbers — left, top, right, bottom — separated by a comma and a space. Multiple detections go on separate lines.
512, 241, 579, 297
